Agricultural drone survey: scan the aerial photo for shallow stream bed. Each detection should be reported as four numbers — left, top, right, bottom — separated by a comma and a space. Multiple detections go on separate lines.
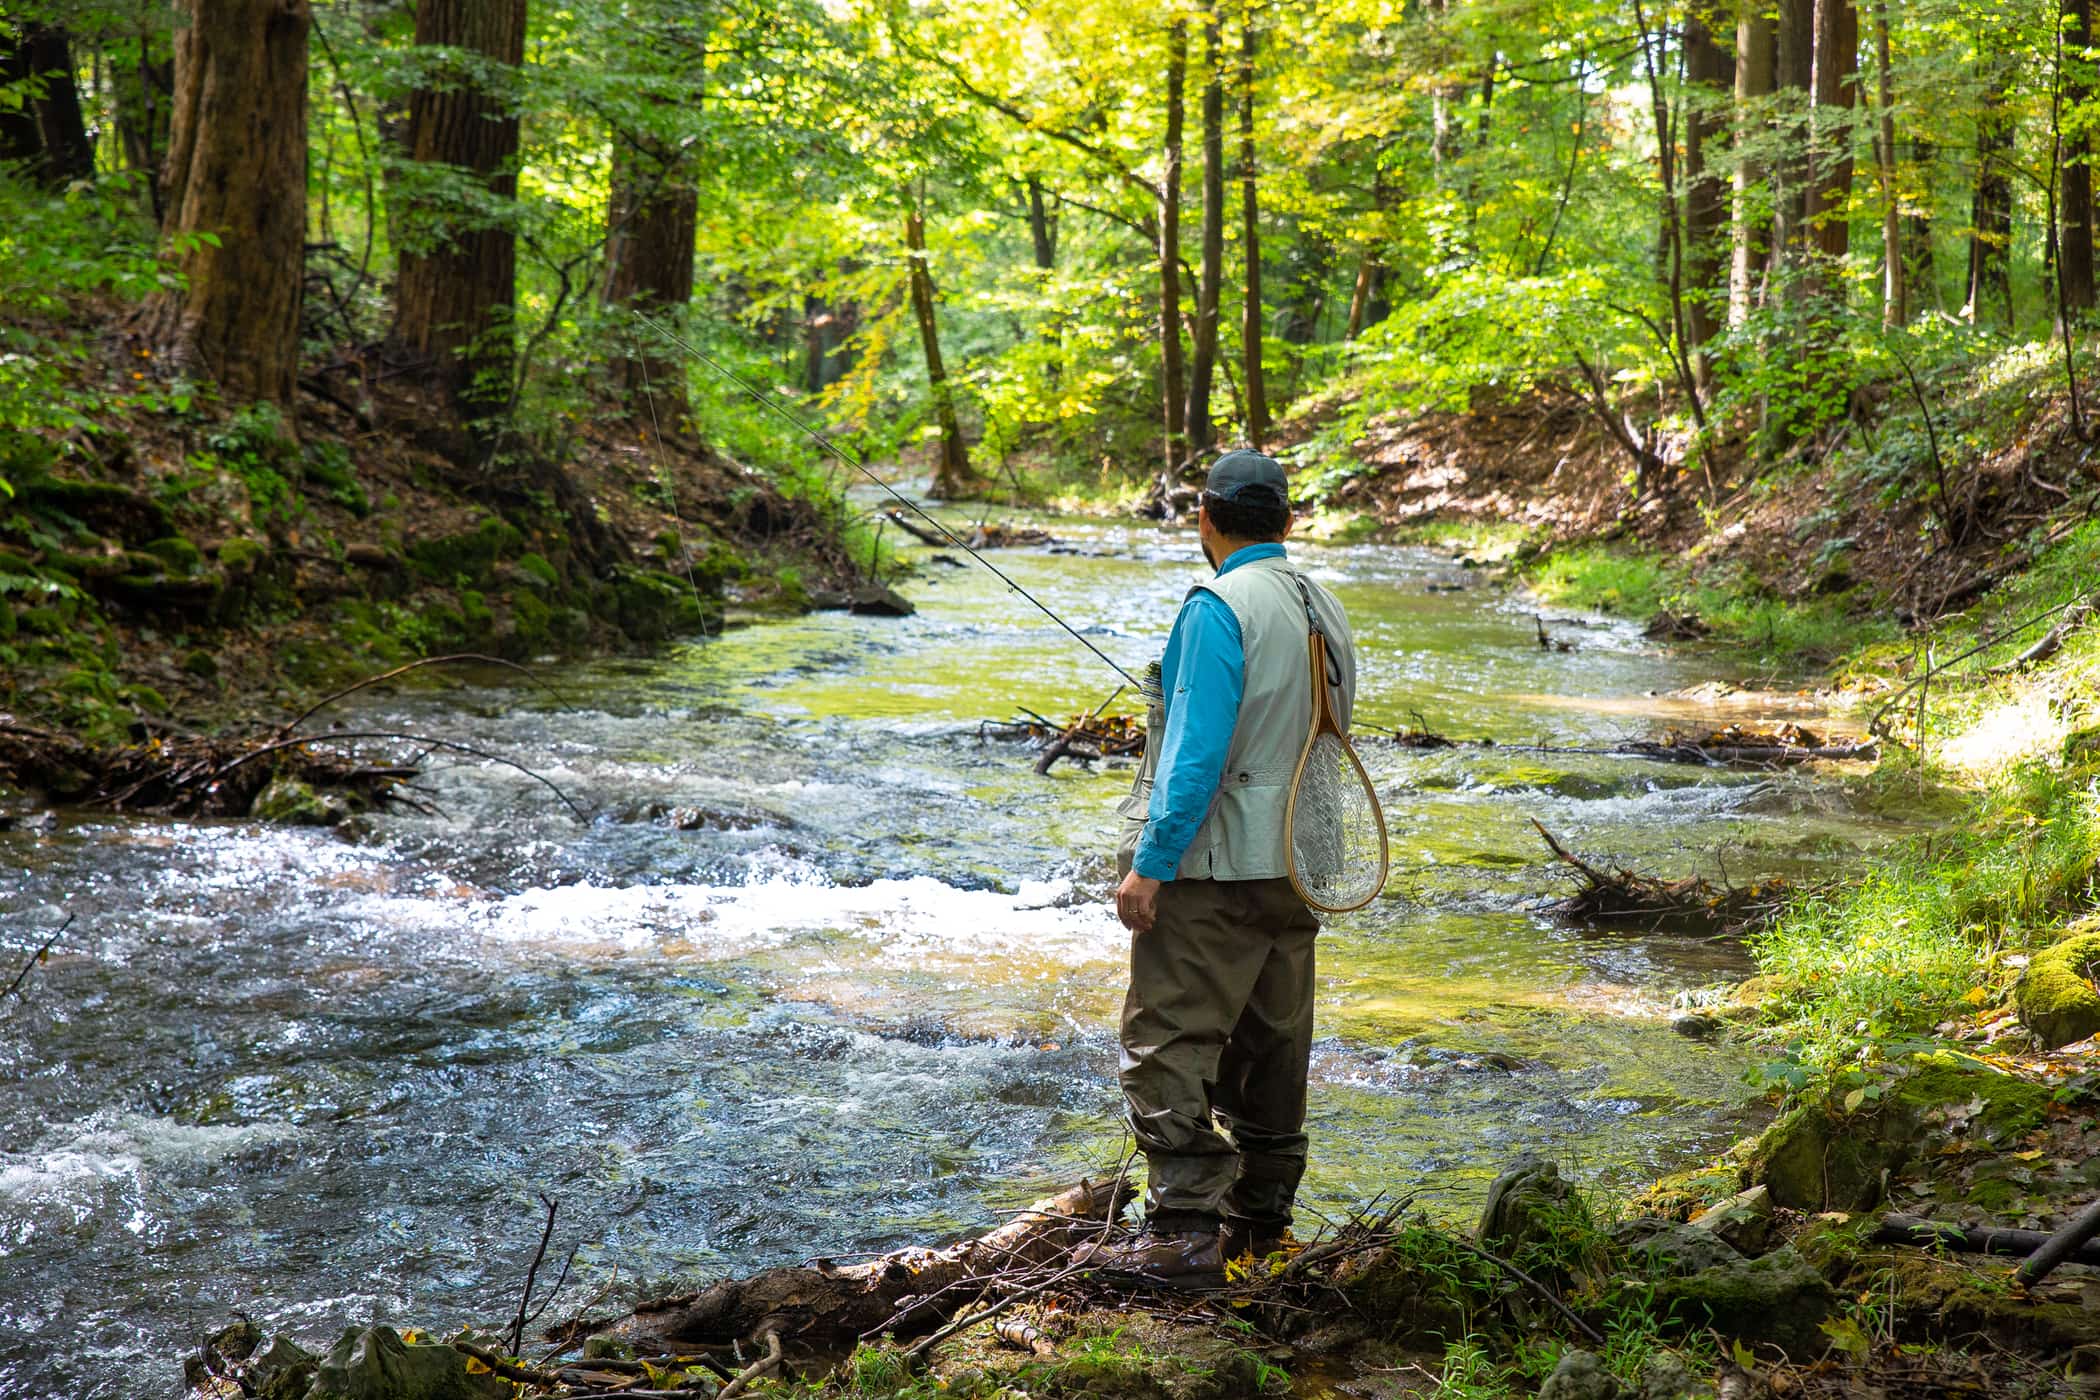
0, 517, 1907, 1398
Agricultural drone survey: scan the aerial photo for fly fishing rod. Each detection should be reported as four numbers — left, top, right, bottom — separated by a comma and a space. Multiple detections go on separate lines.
633, 311, 1139, 688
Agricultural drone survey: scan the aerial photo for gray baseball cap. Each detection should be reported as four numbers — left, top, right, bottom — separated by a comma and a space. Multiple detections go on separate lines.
1203, 450, 1290, 509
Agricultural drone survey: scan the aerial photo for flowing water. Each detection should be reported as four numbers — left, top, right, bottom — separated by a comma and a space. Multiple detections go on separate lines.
0, 515, 1907, 1398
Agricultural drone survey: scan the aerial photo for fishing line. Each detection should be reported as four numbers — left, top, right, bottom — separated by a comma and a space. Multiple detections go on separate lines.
634, 310, 1139, 688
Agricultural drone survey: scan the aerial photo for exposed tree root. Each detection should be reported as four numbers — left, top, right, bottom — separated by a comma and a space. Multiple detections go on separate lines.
1531, 819, 1792, 934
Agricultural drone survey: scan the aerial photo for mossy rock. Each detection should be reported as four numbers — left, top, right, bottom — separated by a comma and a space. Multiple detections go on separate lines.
407, 515, 525, 584
1476, 1155, 1602, 1283
514, 551, 561, 588
606, 566, 714, 644
250, 776, 349, 827
2015, 927, 2100, 1050
307, 1325, 510, 1400
1648, 1244, 1833, 1355
143, 535, 205, 575
1745, 1059, 2051, 1211
1823, 1246, 2100, 1355
216, 537, 268, 574
1331, 1229, 1494, 1345
13, 470, 176, 544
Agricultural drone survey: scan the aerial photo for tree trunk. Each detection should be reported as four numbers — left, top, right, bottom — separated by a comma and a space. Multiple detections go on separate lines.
1158, 19, 1188, 474
1730, 6, 1777, 324
1684, 12, 1733, 389
1770, 0, 1815, 280
1344, 256, 1379, 341
0, 33, 42, 170
1967, 83, 2014, 326
905, 195, 978, 500
1871, 2, 1905, 325
602, 134, 699, 420
2064, 0, 2095, 315
5, 25, 95, 185
139, 0, 310, 409
1808, 0, 1859, 277
1905, 138, 1938, 312
1183, 13, 1225, 461
1026, 176, 1057, 270
394, 0, 526, 426
115, 47, 173, 206
1237, 5, 1267, 448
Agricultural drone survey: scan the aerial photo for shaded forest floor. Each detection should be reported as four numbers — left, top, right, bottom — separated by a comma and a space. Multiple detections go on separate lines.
0, 299, 871, 763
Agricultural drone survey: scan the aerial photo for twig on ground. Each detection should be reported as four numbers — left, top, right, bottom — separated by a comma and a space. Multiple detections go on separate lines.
452, 1339, 562, 1389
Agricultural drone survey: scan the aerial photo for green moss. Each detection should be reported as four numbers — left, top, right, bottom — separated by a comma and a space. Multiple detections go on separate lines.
407, 515, 526, 584
515, 551, 560, 588
182, 648, 219, 679
217, 538, 266, 573
2015, 927, 2100, 1050
1648, 1246, 1833, 1354
143, 536, 204, 575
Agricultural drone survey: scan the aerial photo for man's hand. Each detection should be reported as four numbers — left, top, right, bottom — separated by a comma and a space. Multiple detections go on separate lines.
1116, 871, 1163, 934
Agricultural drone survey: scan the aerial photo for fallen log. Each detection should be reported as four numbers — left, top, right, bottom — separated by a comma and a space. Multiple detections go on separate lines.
1877, 1213, 2100, 1271
883, 511, 1055, 551
1531, 820, 1792, 935
1498, 723, 1876, 771
558, 1176, 1129, 1357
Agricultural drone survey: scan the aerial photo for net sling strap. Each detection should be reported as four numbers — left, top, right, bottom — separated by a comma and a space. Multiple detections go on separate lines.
1282, 573, 1390, 914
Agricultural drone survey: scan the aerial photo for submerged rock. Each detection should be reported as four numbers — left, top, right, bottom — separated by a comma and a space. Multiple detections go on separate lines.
308, 1326, 510, 1400
2015, 926, 2100, 1049
250, 775, 350, 826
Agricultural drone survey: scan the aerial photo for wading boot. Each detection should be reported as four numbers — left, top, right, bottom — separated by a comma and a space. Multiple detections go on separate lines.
1076, 1226, 1227, 1292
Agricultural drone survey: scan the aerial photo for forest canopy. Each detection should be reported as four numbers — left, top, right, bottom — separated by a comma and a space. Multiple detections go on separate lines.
1, 0, 2092, 510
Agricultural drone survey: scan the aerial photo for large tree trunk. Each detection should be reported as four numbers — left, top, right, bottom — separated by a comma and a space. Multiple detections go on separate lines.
19, 25, 94, 185
1807, 0, 1859, 281
1871, 2, 1905, 325
1183, 14, 1225, 461
1158, 19, 1188, 474
1684, 11, 1734, 390
1729, 6, 1777, 324
1967, 82, 2014, 326
1770, 0, 1815, 281
0, 33, 42, 170
905, 194, 978, 500
139, 0, 310, 409
394, 0, 526, 426
2063, 0, 2095, 315
1237, 5, 1267, 448
602, 134, 699, 421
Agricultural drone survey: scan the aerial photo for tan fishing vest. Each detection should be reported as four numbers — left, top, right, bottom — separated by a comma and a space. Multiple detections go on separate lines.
1118, 554, 1357, 882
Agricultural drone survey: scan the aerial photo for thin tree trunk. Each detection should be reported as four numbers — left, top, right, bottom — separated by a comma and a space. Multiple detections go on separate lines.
2063, 0, 2095, 314
1967, 81, 2013, 326
1771, 0, 1815, 280
1905, 138, 1938, 312
115, 43, 172, 209
1872, 2, 1906, 325
394, 0, 526, 427
905, 192, 978, 500
1344, 257, 1379, 341
1632, 0, 1705, 427
1158, 19, 1188, 473
602, 133, 699, 420
1730, 7, 1777, 324
1026, 176, 1057, 270
1237, 4, 1267, 448
1183, 12, 1225, 458
1684, 12, 1734, 390
139, 0, 310, 409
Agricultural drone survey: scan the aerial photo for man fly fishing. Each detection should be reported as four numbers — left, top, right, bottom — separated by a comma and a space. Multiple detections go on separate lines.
1092, 450, 1358, 1291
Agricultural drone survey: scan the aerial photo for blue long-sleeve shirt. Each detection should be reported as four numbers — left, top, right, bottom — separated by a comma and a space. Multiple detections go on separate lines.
1131, 542, 1287, 880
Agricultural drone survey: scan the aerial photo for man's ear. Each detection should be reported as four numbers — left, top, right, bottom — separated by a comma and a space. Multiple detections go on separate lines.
1279, 511, 1295, 541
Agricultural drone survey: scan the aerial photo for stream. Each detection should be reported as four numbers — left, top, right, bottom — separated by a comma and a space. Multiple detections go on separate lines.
0, 515, 1907, 1398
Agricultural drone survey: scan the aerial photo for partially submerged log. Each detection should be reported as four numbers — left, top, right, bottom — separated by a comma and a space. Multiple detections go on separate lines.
559, 1177, 1128, 1357
883, 510, 1053, 551
1532, 820, 1792, 935
1610, 723, 1876, 770
984, 707, 1145, 771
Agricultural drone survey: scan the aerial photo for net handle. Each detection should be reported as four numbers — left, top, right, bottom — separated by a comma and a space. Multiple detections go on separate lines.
1283, 621, 1393, 915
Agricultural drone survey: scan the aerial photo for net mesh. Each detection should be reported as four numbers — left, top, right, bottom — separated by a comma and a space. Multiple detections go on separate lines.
1289, 730, 1387, 913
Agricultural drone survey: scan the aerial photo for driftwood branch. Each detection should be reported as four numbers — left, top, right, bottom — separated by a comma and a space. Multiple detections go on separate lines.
1876, 1212, 2100, 1270
2015, 1194, 2100, 1286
